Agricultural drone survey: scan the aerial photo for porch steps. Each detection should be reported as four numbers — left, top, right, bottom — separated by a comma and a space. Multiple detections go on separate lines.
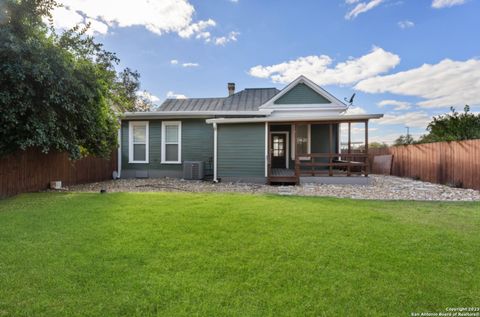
268, 168, 299, 184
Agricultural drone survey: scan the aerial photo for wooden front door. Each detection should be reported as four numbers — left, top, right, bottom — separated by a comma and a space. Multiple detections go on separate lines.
271, 133, 287, 168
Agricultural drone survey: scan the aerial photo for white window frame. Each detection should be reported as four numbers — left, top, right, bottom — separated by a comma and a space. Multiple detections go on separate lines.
128, 121, 149, 164
161, 121, 182, 164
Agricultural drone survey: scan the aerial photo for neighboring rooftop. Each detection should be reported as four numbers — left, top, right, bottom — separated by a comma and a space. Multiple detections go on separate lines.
158, 87, 280, 112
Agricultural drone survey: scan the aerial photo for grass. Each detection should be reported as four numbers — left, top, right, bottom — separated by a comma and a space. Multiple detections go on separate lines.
0, 192, 479, 317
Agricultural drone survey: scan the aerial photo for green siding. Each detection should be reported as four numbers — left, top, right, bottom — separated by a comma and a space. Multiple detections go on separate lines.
274, 83, 331, 105
121, 119, 214, 172
311, 124, 339, 169
218, 123, 265, 178
311, 124, 339, 153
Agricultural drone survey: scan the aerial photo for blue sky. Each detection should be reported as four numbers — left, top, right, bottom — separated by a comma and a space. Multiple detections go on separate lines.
51, 0, 480, 143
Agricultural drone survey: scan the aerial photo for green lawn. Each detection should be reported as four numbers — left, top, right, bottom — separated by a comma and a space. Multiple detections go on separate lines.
0, 193, 479, 317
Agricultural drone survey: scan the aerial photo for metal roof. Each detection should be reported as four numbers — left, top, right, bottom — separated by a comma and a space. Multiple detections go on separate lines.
157, 88, 280, 112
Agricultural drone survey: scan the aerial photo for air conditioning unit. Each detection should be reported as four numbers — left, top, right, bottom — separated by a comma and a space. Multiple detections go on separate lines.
183, 161, 204, 180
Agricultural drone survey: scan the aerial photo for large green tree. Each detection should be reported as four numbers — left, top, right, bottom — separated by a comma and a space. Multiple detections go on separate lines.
418, 106, 480, 143
0, 0, 147, 159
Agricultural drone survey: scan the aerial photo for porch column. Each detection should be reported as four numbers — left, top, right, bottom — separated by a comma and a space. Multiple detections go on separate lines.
365, 120, 369, 177
348, 122, 351, 154
329, 123, 333, 176
265, 122, 269, 178
293, 123, 299, 178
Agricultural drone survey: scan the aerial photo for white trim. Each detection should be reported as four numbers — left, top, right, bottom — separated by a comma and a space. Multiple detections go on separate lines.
206, 114, 383, 124
264, 122, 268, 177
128, 121, 149, 164
265, 105, 343, 110
338, 123, 341, 157
117, 125, 122, 177
270, 131, 290, 169
213, 123, 218, 182
291, 124, 295, 160
307, 124, 311, 154
123, 110, 272, 120
161, 121, 182, 164
259, 75, 348, 110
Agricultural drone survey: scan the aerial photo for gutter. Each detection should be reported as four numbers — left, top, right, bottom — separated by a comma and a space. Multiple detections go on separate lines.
206, 114, 384, 124
117, 123, 122, 179
122, 110, 273, 120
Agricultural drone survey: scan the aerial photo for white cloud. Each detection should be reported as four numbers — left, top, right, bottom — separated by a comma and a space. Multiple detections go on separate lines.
47, 6, 110, 35
432, 0, 466, 8
136, 91, 160, 103
49, 6, 83, 30
167, 91, 187, 99
248, 46, 400, 85
54, 0, 194, 34
355, 58, 480, 108
182, 62, 199, 67
377, 100, 412, 110
214, 31, 240, 46
177, 19, 216, 39
49, 0, 239, 43
398, 20, 414, 29
170, 59, 179, 65
84, 18, 109, 35
377, 111, 431, 128
345, 0, 384, 20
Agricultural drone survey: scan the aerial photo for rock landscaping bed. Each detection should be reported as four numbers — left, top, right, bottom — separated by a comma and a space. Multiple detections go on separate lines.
65, 175, 480, 201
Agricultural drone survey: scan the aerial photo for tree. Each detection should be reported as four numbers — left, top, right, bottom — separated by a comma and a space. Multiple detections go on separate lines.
418, 106, 480, 143
369, 142, 389, 149
0, 0, 144, 159
394, 134, 415, 146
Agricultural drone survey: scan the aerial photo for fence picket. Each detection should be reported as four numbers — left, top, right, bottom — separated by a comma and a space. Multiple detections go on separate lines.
368, 140, 480, 190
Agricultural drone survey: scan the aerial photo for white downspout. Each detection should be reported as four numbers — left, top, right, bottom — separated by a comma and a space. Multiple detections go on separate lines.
213, 122, 218, 182
117, 123, 122, 178
264, 122, 268, 177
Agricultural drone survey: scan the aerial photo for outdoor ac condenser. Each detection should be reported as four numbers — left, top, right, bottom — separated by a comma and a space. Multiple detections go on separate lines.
183, 161, 204, 180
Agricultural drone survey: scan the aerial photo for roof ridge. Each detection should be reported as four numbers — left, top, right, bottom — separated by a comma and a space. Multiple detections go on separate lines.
244, 87, 279, 90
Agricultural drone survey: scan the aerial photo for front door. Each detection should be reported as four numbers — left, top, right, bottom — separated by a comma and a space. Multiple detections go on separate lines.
271, 133, 287, 168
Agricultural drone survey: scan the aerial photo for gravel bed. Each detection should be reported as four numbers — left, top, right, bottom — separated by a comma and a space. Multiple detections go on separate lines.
64, 175, 480, 201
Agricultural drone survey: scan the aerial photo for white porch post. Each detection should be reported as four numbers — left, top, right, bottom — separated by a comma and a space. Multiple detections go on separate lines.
213, 123, 218, 182
264, 122, 268, 177
117, 122, 122, 178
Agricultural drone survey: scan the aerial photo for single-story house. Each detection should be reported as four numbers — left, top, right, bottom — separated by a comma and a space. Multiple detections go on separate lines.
118, 75, 383, 184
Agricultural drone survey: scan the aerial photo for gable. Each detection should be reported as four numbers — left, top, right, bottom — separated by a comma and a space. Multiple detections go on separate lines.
274, 83, 331, 105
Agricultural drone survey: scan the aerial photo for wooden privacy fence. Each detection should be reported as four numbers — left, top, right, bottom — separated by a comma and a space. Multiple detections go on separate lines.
369, 139, 480, 190
0, 148, 117, 198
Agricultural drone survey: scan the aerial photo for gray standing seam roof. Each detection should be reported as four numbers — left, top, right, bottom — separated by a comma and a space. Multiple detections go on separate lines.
157, 88, 280, 112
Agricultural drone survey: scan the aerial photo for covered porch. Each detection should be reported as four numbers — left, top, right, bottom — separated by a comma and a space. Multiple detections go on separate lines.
267, 119, 370, 185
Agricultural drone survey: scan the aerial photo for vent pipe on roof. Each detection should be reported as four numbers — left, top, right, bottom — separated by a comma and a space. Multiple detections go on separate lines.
228, 83, 235, 96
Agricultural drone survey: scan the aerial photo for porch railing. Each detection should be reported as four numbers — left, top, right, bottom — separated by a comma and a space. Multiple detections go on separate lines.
295, 152, 369, 177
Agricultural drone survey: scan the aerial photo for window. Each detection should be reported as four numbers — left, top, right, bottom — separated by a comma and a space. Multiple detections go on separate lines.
273, 136, 285, 157
129, 121, 149, 163
293, 124, 310, 160
161, 121, 182, 164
